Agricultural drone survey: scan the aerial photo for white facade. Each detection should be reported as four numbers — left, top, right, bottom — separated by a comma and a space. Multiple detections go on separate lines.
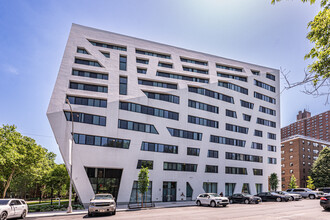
47, 24, 281, 205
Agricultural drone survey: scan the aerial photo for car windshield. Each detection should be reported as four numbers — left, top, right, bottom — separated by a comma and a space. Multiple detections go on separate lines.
271, 192, 280, 196
208, 193, 220, 197
278, 191, 288, 195
0, 200, 9, 205
242, 193, 252, 196
305, 189, 312, 191
94, 195, 113, 200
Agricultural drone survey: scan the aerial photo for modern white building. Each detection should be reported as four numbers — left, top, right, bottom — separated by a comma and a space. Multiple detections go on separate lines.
47, 24, 281, 206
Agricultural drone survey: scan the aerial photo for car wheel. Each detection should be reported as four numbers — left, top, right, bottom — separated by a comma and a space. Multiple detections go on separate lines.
289, 196, 294, 201
0, 212, 8, 220
88, 212, 93, 217
20, 210, 26, 219
196, 200, 202, 206
210, 201, 216, 207
112, 209, 116, 215
309, 194, 315, 199
223, 204, 227, 207
255, 201, 259, 204
244, 199, 249, 204
229, 199, 233, 204
276, 197, 282, 202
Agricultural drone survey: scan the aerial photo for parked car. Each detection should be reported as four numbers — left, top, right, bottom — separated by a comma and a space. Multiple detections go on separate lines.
286, 188, 324, 199
275, 191, 302, 201
88, 194, 116, 217
228, 193, 262, 204
317, 187, 330, 194
255, 192, 290, 202
196, 193, 229, 207
0, 199, 28, 220
320, 195, 330, 211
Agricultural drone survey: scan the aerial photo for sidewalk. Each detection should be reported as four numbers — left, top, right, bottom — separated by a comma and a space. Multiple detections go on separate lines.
27, 201, 196, 218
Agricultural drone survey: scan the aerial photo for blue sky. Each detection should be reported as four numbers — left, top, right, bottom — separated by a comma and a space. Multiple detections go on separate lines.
0, 0, 327, 163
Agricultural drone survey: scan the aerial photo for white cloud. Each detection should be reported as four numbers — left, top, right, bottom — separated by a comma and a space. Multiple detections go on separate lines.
4, 64, 19, 75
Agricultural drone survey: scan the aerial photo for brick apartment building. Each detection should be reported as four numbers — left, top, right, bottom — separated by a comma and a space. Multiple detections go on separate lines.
281, 110, 330, 142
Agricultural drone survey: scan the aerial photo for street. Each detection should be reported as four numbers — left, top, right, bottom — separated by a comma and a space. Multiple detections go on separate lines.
28, 199, 329, 220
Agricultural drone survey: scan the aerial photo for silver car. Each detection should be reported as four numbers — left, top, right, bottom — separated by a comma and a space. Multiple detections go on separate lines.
88, 194, 116, 217
286, 188, 324, 199
0, 199, 28, 220
275, 191, 302, 201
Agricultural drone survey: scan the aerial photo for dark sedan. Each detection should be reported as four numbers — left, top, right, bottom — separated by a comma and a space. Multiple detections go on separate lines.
228, 193, 262, 204
320, 196, 330, 211
256, 192, 290, 202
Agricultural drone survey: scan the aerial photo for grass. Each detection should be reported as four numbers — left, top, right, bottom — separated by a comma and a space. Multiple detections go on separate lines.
28, 201, 84, 212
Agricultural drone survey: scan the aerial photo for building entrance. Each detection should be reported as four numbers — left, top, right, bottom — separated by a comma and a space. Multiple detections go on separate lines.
163, 182, 176, 202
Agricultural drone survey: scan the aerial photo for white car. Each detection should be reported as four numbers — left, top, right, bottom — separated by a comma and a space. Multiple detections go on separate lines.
275, 191, 302, 201
196, 193, 229, 207
88, 194, 116, 217
0, 199, 28, 220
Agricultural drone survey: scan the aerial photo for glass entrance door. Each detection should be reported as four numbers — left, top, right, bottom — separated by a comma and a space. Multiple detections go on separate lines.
163, 182, 176, 202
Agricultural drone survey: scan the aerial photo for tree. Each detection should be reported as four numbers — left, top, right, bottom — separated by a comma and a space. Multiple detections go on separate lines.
138, 167, 149, 208
311, 147, 330, 188
271, 0, 330, 103
0, 125, 47, 198
306, 176, 315, 190
269, 173, 279, 191
288, 175, 299, 189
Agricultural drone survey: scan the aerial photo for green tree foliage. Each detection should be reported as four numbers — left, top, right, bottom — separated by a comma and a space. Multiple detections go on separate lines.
138, 167, 149, 208
306, 176, 315, 189
311, 147, 330, 188
269, 173, 279, 191
288, 175, 299, 189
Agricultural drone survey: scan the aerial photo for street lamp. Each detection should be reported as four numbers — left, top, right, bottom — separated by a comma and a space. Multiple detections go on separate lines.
66, 98, 74, 213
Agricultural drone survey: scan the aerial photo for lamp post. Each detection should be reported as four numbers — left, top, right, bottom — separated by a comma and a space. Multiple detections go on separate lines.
66, 98, 74, 213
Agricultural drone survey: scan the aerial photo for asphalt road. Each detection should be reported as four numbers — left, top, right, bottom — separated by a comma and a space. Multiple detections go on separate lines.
28, 199, 329, 220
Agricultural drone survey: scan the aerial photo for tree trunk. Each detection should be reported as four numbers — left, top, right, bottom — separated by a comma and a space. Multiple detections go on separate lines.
141, 192, 144, 208
2, 168, 15, 198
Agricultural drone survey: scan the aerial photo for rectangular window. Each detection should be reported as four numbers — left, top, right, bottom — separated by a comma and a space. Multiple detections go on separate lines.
72, 69, 108, 80
210, 135, 246, 147
251, 142, 263, 150
259, 106, 276, 116
119, 76, 127, 95
77, 48, 88, 54
240, 100, 254, 109
254, 80, 275, 92
225, 183, 236, 197
167, 127, 202, 141
225, 152, 263, 163
243, 114, 251, 121
254, 92, 276, 104
136, 49, 171, 59
69, 82, 108, 93
266, 73, 276, 81
137, 160, 153, 169
89, 40, 127, 51
188, 86, 234, 103
141, 142, 178, 154
256, 184, 263, 194
157, 71, 209, 83
226, 109, 237, 118
183, 66, 208, 74
73, 133, 130, 149
218, 81, 248, 95
205, 165, 218, 173
225, 123, 249, 134
137, 68, 147, 74
268, 145, 277, 152
253, 169, 263, 176
254, 130, 263, 137
188, 100, 218, 114
64, 111, 106, 126
143, 91, 180, 104
187, 147, 200, 156
101, 51, 110, 58
268, 133, 276, 140
203, 182, 218, 193
256, 117, 276, 128
180, 57, 208, 66
188, 115, 218, 128
163, 162, 197, 172
268, 157, 277, 164
251, 70, 260, 75
216, 64, 242, 72
75, 58, 101, 67
120, 102, 179, 120
66, 96, 107, 108
119, 55, 127, 71
138, 79, 177, 89
225, 167, 247, 175
208, 150, 218, 158
217, 73, 247, 82
129, 181, 152, 204
136, 58, 149, 64
159, 62, 173, 68
118, 119, 158, 134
